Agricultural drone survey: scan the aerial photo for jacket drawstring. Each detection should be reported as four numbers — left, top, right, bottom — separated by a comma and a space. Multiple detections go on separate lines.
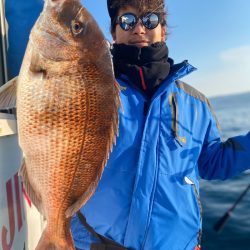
138, 67, 147, 91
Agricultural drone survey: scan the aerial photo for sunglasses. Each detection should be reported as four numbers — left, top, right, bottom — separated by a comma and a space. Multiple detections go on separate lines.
117, 12, 161, 31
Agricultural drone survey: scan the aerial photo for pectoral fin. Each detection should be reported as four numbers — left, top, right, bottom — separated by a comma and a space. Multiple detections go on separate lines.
19, 160, 44, 216
0, 77, 17, 110
30, 51, 45, 73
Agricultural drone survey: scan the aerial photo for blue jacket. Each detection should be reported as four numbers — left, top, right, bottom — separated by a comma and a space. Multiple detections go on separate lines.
71, 61, 250, 250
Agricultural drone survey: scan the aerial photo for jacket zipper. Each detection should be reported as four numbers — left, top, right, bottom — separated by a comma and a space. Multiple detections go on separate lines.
168, 93, 186, 146
138, 67, 150, 116
169, 92, 178, 137
140, 96, 161, 249
140, 136, 160, 250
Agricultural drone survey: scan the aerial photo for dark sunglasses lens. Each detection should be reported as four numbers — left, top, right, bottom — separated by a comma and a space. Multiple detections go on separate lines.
119, 14, 137, 31
142, 13, 159, 29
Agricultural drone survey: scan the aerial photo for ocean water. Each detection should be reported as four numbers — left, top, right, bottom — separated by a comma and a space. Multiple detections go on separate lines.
201, 92, 250, 250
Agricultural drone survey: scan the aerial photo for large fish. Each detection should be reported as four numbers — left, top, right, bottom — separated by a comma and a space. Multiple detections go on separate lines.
0, 0, 120, 249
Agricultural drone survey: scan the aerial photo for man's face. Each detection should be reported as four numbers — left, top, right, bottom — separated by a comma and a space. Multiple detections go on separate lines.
112, 6, 166, 48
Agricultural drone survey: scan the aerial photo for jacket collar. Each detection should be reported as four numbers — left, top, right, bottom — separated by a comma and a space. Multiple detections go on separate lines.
118, 60, 197, 100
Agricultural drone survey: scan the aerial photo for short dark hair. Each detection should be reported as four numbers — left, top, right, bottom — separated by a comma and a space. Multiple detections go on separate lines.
107, 0, 167, 34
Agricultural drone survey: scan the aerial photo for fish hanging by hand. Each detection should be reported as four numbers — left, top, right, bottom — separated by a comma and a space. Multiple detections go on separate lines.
0, 0, 120, 249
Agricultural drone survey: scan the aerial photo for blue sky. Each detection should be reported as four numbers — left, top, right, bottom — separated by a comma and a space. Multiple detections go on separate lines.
82, 0, 250, 97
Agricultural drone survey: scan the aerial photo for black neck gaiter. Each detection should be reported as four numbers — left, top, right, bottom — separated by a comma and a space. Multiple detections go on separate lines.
111, 42, 171, 98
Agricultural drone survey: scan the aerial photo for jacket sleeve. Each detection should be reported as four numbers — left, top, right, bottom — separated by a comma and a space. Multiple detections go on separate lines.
198, 108, 250, 180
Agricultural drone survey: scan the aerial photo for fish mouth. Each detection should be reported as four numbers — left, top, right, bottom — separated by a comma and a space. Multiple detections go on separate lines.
30, 28, 72, 62
34, 12, 70, 46
37, 22, 70, 46
45, 29, 68, 44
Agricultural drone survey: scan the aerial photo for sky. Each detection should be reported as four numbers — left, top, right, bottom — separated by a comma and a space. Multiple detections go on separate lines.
82, 0, 250, 97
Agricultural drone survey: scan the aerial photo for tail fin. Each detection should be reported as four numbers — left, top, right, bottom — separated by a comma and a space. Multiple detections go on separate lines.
35, 227, 75, 250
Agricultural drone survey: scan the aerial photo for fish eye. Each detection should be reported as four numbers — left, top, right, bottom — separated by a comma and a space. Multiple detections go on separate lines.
71, 20, 83, 35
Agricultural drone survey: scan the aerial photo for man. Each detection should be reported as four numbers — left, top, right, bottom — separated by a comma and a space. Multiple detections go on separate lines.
4, 0, 249, 249
71, 1, 250, 250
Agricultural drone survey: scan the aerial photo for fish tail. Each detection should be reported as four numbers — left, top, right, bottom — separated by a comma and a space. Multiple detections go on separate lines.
35, 227, 75, 250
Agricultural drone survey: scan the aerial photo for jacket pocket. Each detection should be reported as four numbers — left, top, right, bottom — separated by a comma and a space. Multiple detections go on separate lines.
184, 176, 202, 248
168, 92, 187, 146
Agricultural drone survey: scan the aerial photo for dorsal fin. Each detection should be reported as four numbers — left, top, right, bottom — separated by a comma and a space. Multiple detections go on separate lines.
0, 77, 18, 110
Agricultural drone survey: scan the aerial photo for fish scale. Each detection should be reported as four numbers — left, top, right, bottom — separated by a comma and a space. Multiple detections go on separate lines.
0, 0, 120, 249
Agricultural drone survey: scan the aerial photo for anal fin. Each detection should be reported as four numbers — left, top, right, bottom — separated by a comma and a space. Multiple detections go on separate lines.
65, 170, 102, 218
19, 160, 44, 216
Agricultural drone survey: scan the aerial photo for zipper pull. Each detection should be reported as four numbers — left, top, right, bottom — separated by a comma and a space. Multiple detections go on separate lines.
184, 176, 194, 185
